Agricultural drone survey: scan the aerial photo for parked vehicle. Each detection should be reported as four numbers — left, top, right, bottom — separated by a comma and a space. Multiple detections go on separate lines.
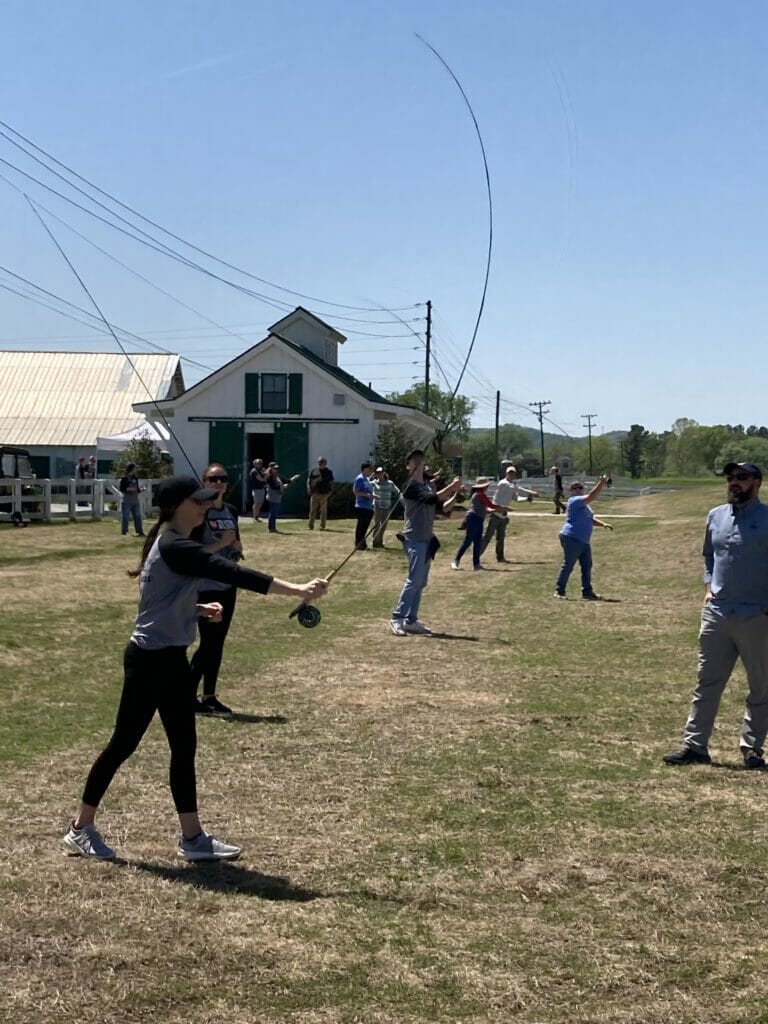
0, 446, 40, 517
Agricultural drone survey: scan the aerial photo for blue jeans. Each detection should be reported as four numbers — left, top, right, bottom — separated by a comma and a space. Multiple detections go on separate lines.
555, 535, 593, 595
121, 501, 143, 535
268, 501, 280, 532
392, 539, 431, 623
454, 512, 484, 567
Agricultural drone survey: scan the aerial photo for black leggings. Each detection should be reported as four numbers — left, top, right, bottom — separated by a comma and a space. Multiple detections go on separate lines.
81, 644, 198, 814
189, 587, 237, 697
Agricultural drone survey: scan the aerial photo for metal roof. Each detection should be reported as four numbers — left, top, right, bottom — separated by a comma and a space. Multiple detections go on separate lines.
0, 351, 182, 446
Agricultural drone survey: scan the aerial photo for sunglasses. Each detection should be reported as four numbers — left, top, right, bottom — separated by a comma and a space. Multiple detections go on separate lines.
206, 475, 228, 483
726, 473, 753, 482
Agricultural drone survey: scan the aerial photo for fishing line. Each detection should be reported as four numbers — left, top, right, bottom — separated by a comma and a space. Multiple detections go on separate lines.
25, 195, 200, 478
287, 36, 495, 627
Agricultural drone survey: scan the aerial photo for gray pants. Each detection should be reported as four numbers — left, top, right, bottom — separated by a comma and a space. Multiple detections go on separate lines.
683, 604, 768, 753
480, 514, 508, 560
372, 505, 390, 547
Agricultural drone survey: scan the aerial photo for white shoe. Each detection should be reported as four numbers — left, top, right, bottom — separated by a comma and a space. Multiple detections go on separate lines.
64, 822, 116, 860
450, 561, 459, 570
404, 621, 432, 635
389, 618, 408, 636
178, 830, 241, 861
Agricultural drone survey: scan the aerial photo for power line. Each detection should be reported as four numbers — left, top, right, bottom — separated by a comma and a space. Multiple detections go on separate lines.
0, 119, 423, 316
0, 265, 214, 370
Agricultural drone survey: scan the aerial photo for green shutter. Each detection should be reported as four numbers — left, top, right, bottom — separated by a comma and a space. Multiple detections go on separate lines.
245, 373, 260, 414
209, 421, 245, 511
287, 373, 303, 414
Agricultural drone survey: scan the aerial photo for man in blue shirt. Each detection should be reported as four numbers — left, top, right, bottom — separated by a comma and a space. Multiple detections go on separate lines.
353, 461, 375, 550
664, 462, 768, 769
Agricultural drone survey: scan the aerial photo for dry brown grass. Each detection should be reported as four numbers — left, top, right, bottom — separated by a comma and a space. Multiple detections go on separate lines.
2, 486, 767, 1023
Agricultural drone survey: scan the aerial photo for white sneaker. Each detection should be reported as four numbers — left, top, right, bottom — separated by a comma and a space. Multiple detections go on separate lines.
178, 830, 241, 861
450, 561, 460, 570
389, 618, 408, 636
404, 621, 432, 635
64, 821, 116, 860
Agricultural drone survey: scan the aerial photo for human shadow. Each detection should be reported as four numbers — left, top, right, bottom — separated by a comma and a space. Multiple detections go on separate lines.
709, 761, 767, 773
127, 859, 325, 900
125, 859, 410, 904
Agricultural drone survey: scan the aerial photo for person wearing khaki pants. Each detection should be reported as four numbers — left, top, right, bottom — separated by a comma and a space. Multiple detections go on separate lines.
664, 462, 768, 769
307, 457, 334, 530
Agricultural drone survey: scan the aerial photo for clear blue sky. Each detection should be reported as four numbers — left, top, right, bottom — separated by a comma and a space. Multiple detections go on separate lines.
2, 1, 767, 439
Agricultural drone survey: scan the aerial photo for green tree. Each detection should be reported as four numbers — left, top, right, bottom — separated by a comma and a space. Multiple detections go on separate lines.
388, 383, 475, 455
716, 436, 768, 471
665, 419, 731, 475
370, 420, 417, 488
462, 434, 499, 477
111, 433, 169, 479
573, 436, 618, 474
624, 424, 649, 478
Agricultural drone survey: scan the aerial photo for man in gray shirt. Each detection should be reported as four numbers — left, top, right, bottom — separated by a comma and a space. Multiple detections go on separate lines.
664, 462, 768, 769
390, 450, 462, 636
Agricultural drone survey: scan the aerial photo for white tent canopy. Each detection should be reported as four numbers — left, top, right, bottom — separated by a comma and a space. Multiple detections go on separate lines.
96, 420, 171, 452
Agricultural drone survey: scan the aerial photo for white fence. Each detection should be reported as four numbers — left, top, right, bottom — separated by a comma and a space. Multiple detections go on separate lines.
0, 479, 160, 523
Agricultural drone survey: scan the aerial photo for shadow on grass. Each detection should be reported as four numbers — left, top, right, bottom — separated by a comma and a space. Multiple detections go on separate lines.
709, 761, 768, 773
500, 559, 551, 566
427, 632, 481, 642
224, 712, 288, 725
126, 859, 409, 903
127, 858, 325, 900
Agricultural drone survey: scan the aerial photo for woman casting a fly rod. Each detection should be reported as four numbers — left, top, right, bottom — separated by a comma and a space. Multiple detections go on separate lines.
64, 475, 328, 863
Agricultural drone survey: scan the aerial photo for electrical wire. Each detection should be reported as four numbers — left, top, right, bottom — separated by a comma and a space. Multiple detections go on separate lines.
0, 119, 423, 315
25, 196, 201, 475
0, 266, 214, 371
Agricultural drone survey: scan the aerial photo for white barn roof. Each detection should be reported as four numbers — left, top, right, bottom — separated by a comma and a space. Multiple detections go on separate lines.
0, 351, 183, 447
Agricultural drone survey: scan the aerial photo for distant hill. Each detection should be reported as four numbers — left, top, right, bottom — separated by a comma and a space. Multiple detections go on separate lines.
469, 424, 627, 450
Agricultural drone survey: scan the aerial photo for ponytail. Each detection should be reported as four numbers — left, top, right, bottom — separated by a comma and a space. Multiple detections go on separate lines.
127, 508, 174, 578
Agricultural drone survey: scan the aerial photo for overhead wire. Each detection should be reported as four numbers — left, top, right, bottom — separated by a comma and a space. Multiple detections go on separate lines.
25, 195, 201, 474
0, 119, 423, 316
0, 264, 214, 371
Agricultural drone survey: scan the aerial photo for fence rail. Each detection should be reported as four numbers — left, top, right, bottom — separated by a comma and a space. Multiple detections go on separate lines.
0, 479, 161, 523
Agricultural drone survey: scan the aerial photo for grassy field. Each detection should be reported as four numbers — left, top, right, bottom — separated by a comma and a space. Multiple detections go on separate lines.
2, 484, 767, 1024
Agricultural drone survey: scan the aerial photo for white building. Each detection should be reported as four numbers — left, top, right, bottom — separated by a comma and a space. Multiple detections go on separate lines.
133, 307, 439, 512
0, 350, 183, 477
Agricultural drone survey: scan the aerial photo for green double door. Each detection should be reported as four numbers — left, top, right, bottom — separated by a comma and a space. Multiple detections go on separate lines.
208, 421, 308, 515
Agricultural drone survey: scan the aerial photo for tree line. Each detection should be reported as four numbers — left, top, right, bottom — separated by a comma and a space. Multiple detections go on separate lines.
382, 384, 768, 479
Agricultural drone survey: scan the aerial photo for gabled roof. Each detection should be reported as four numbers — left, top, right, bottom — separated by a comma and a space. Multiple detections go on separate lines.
269, 332, 404, 407
0, 351, 182, 446
268, 306, 346, 345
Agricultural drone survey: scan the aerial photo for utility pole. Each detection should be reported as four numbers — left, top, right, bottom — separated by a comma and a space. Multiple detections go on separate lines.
582, 413, 597, 474
494, 390, 500, 467
424, 299, 432, 417
529, 400, 551, 477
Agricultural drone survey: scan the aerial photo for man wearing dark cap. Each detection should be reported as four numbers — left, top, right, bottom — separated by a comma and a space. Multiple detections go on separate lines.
664, 462, 768, 769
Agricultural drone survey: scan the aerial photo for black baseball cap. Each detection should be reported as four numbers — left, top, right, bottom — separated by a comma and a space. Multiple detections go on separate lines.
723, 462, 762, 479
156, 475, 218, 509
